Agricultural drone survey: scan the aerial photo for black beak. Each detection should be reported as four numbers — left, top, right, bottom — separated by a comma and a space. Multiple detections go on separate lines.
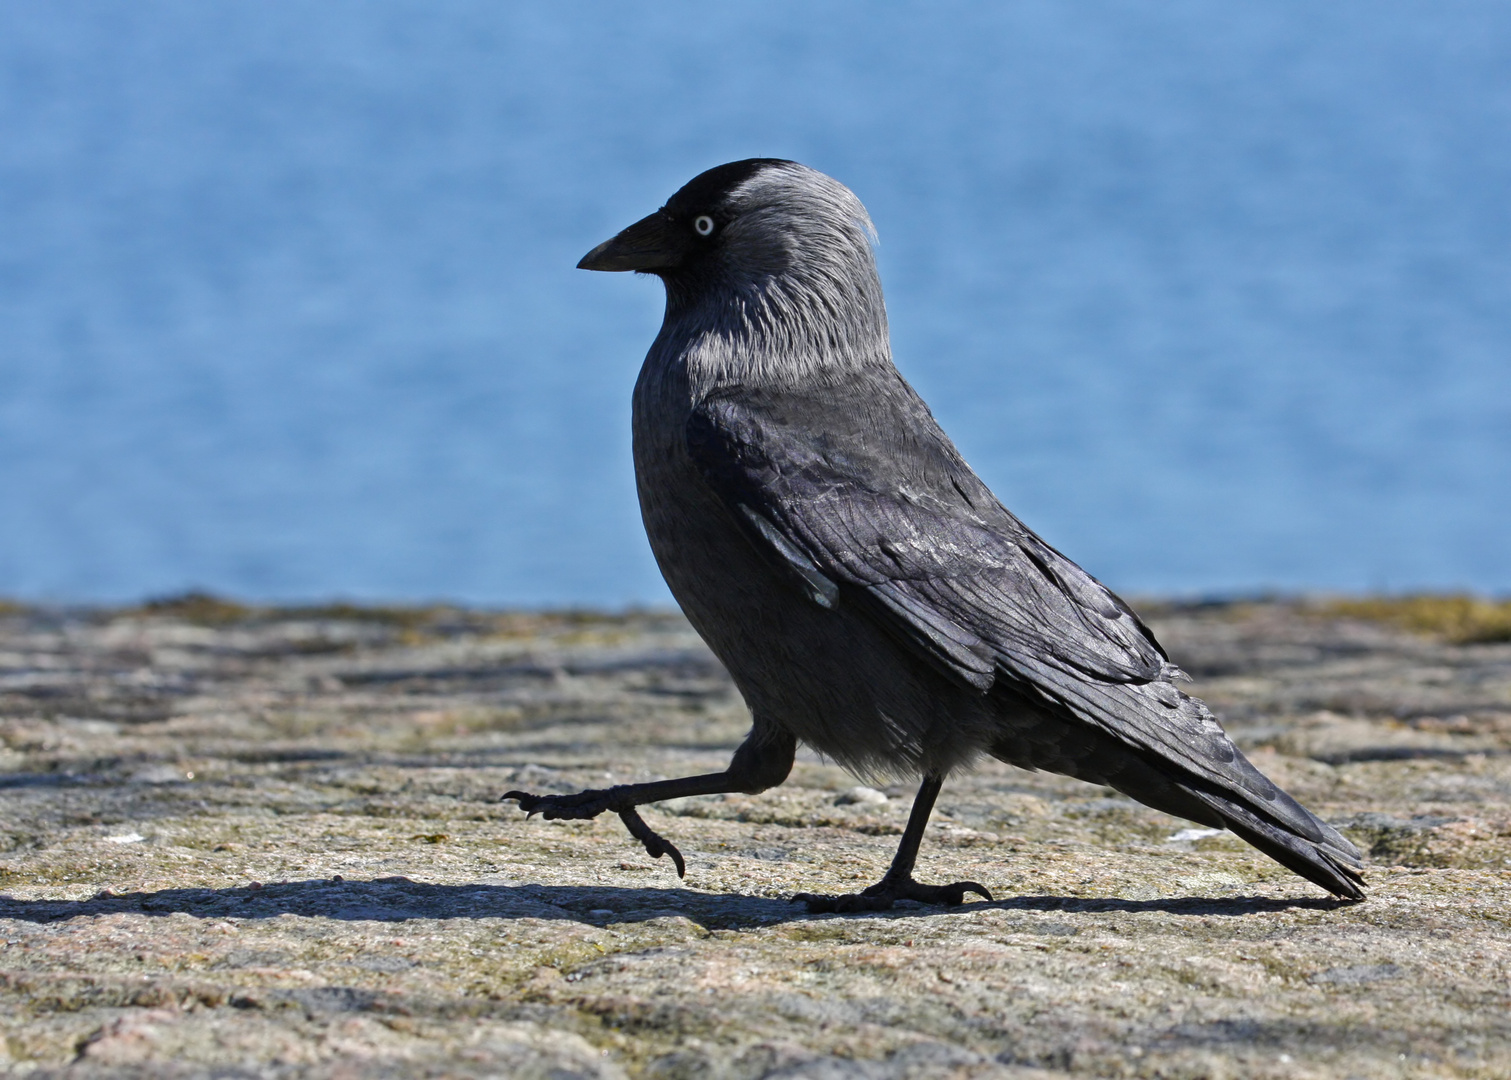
578, 210, 691, 272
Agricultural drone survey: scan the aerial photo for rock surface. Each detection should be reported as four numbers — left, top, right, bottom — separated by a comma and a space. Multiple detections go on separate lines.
1, 599, 1508, 1078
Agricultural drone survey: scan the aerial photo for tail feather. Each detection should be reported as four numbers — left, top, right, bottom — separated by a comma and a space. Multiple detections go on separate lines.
1181, 781, 1366, 900
989, 681, 1368, 899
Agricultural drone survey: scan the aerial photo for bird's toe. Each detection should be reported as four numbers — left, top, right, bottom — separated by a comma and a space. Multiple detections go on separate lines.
930, 880, 993, 905
500, 788, 615, 820
794, 875, 992, 914
617, 807, 687, 877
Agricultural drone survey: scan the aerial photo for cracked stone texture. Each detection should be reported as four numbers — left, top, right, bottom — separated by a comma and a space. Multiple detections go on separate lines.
1, 600, 1508, 1079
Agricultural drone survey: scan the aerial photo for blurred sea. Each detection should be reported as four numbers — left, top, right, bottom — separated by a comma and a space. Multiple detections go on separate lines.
1, 1, 1508, 606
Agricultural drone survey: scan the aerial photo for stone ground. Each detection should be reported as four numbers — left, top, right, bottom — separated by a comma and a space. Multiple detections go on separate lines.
0, 599, 1508, 1079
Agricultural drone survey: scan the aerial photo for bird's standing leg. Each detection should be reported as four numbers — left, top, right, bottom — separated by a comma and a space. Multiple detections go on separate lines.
502, 728, 795, 877
794, 774, 992, 913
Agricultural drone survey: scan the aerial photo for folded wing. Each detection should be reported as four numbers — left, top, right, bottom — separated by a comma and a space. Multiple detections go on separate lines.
686, 388, 1363, 898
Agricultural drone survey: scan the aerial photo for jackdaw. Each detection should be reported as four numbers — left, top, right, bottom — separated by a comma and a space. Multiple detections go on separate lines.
505, 159, 1365, 908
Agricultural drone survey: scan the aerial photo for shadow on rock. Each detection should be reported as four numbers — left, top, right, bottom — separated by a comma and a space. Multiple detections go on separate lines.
0, 877, 796, 928
980, 893, 1351, 917
1, 876, 1346, 928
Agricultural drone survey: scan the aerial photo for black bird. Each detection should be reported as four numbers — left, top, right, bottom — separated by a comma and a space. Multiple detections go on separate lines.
505, 159, 1365, 909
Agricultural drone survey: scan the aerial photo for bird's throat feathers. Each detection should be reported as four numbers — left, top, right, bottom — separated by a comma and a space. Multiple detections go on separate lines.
659, 278, 891, 396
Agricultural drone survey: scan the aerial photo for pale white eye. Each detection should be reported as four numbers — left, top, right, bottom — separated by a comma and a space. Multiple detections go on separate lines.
693, 215, 716, 237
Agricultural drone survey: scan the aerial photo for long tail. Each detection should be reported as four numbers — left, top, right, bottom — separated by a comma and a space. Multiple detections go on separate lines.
1004, 672, 1368, 900
1090, 747, 1367, 899
1175, 771, 1366, 899
1027, 688, 1371, 900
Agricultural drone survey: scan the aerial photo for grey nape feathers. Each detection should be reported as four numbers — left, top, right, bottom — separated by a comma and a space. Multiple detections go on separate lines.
505, 159, 1365, 909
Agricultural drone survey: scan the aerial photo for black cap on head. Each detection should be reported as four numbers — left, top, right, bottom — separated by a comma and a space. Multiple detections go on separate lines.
578, 158, 797, 273
665, 158, 796, 215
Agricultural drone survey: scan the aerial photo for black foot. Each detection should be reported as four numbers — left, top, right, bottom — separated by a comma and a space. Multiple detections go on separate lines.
503, 787, 615, 821
794, 874, 992, 913
502, 788, 686, 878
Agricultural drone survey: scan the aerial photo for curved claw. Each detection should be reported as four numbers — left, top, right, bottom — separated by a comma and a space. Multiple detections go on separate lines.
946, 880, 993, 904
619, 808, 686, 877
501, 790, 542, 816
500, 788, 614, 821
501, 789, 685, 877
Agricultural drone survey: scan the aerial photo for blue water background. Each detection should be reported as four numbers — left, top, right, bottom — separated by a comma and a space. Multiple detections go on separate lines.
2, 2, 1508, 606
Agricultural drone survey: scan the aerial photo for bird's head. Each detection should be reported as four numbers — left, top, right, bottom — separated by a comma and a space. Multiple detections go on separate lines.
579, 160, 886, 336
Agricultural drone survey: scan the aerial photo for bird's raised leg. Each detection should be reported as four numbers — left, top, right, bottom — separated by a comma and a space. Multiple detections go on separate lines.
795, 774, 992, 913
502, 728, 795, 877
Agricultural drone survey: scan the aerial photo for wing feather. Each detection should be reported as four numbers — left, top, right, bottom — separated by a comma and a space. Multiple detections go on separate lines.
686, 394, 1300, 813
